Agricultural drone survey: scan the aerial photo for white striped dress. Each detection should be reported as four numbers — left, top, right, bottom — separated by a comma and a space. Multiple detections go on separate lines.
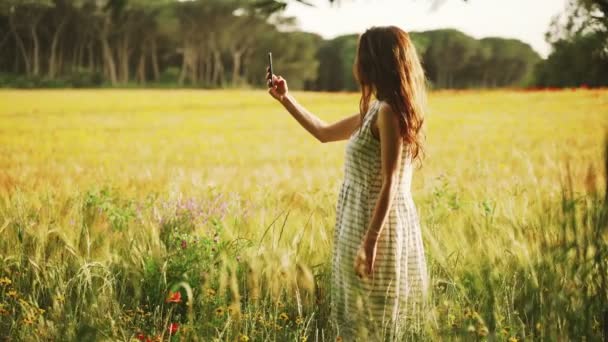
330, 100, 429, 341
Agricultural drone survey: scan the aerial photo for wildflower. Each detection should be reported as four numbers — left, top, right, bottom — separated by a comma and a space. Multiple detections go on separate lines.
56, 295, 65, 303
279, 312, 289, 321
168, 323, 179, 335
274, 323, 282, 331
463, 307, 472, 319
238, 335, 249, 342
536, 322, 542, 330
206, 288, 216, 297
295, 316, 304, 325
467, 325, 475, 333
477, 326, 489, 337
18, 299, 28, 307
300, 336, 308, 342
136, 332, 146, 341
181, 240, 187, 249
509, 337, 519, 342
166, 291, 182, 303
0, 308, 9, 316
276, 300, 285, 308
0, 277, 11, 286
215, 306, 225, 317
7, 290, 18, 299
336, 337, 343, 342
37, 307, 45, 315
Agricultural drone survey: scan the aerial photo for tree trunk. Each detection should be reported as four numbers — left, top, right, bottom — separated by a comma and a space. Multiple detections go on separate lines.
212, 50, 223, 87
31, 24, 41, 77
0, 31, 10, 51
137, 49, 146, 84
118, 35, 131, 84
9, 15, 31, 76
231, 49, 243, 86
179, 41, 198, 86
102, 40, 117, 84
178, 45, 189, 86
189, 48, 198, 85
100, 17, 118, 85
57, 45, 64, 76
87, 43, 95, 70
178, 51, 187, 86
76, 42, 85, 69
204, 51, 213, 85
101, 37, 117, 84
48, 17, 68, 78
150, 38, 160, 81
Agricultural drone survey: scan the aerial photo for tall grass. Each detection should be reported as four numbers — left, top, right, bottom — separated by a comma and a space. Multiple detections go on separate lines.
0, 89, 607, 341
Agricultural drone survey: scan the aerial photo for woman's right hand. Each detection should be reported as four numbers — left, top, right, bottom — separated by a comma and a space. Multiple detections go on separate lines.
266, 67, 288, 102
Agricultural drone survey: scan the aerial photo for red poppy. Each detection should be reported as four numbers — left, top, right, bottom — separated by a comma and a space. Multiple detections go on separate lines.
136, 332, 146, 341
166, 291, 182, 303
168, 323, 179, 335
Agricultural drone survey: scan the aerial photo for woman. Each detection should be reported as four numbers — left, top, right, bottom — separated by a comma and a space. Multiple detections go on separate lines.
266, 26, 429, 341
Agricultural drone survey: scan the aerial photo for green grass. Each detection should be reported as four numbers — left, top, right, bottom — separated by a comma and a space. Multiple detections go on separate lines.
0, 89, 607, 341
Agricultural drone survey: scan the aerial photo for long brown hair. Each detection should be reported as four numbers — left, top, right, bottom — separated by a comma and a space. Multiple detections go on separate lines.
354, 26, 427, 162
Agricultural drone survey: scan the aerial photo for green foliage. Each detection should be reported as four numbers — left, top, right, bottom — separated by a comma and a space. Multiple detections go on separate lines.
534, 0, 608, 87
535, 31, 608, 87
315, 30, 541, 91
316, 34, 359, 91
83, 187, 135, 232
0, 0, 552, 90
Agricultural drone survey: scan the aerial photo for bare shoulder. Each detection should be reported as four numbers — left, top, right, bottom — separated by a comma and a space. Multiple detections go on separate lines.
371, 101, 400, 140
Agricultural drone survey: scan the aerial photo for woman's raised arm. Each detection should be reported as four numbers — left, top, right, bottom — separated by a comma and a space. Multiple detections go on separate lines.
267, 73, 361, 143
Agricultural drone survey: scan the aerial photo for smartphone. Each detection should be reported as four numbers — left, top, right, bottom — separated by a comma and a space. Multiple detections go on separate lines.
267, 52, 274, 88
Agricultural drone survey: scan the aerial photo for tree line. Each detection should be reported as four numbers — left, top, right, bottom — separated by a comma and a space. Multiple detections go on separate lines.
0, 0, 605, 90
534, 0, 608, 88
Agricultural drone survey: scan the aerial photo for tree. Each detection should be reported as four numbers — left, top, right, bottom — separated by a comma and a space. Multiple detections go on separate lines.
534, 0, 608, 87
315, 34, 358, 91
0, 0, 53, 76
421, 29, 478, 88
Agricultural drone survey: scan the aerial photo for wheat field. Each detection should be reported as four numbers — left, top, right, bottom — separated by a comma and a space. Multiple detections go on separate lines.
0, 89, 607, 341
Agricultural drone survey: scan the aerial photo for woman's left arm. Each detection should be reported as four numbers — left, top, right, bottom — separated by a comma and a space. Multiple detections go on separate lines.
354, 103, 403, 278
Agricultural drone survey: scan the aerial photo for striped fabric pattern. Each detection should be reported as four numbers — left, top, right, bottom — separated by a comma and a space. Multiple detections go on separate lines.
330, 100, 429, 341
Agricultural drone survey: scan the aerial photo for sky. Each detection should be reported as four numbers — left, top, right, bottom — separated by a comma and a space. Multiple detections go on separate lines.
283, 0, 568, 58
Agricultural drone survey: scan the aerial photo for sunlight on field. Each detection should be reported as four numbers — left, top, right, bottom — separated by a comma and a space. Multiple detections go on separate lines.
1, 89, 605, 259
0, 89, 607, 340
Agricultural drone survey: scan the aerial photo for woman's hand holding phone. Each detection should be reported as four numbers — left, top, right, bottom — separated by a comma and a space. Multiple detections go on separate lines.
266, 66, 288, 103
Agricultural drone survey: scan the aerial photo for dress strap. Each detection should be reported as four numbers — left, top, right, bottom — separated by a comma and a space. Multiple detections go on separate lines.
363, 100, 381, 125
360, 100, 382, 143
